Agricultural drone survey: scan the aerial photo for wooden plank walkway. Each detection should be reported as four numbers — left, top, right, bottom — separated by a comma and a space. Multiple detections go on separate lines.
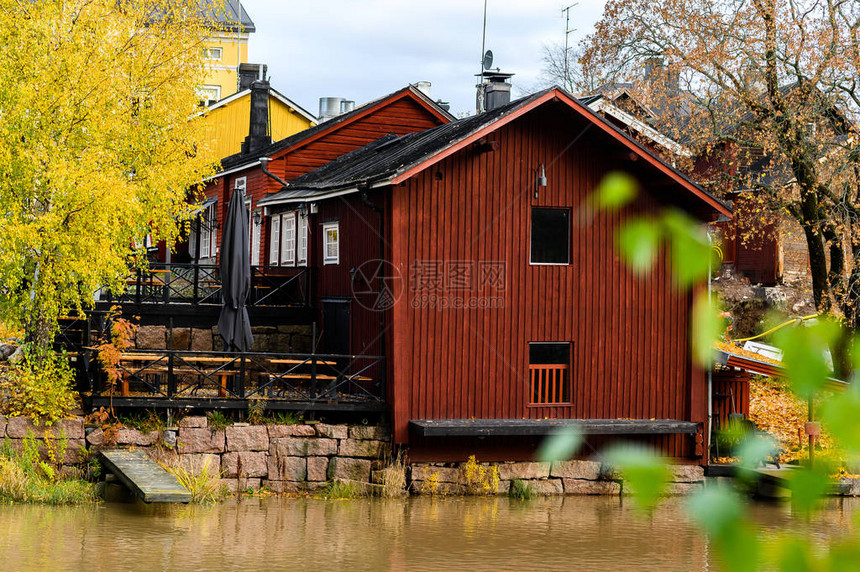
100, 449, 191, 503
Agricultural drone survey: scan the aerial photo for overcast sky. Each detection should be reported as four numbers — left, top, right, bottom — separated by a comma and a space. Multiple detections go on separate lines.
241, 0, 607, 118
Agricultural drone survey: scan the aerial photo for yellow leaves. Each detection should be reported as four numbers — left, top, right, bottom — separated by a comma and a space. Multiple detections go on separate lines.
0, 0, 219, 338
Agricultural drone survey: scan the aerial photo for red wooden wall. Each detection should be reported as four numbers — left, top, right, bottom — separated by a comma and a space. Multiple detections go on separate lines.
272, 97, 447, 181
198, 90, 449, 266
388, 102, 707, 459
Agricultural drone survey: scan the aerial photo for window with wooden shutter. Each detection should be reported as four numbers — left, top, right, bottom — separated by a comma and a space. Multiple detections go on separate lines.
269, 215, 280, 265
281, 212, 296, 266
297, 212, 308, 266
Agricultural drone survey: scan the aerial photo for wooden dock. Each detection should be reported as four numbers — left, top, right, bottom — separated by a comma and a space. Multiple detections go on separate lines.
100, 449, 192, 503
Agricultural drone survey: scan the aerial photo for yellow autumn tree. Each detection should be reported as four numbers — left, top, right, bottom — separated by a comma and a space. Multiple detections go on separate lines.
0, 0, 221, 349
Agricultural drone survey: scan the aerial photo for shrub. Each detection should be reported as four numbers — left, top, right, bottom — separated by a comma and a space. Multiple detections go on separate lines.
0, 434, 97, 504
376, 451, 407, 498
206, 411, 231, 431
509, 479, 536, 500
0, 346, 77, 423
320, 479, 364, 499
164, 457, 229, 504
462, 455, 500, 495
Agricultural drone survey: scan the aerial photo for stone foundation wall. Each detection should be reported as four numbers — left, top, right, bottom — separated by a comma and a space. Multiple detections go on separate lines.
86, 417, 392, 493
409, 460, 706, 496
133, 324, 312, 353
0, 415, 391, 493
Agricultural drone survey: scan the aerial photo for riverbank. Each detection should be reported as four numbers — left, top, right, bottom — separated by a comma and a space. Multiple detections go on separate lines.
3, 414, 860, 499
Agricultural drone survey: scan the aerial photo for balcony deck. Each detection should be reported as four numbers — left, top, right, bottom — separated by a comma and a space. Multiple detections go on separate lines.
81, 349, 386, 414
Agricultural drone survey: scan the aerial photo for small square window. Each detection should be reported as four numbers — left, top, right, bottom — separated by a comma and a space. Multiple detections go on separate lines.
323, 222, 339, 265
201, 47, 223, 60
528, 342, 571, 405
530, 208, 570, 265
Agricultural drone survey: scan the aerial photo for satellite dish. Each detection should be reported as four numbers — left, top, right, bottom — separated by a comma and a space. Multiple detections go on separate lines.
482, 50, 494, 71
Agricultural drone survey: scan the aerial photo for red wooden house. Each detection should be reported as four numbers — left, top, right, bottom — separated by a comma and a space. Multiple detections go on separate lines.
257, 87, 731, 463
184, 84, 453, 268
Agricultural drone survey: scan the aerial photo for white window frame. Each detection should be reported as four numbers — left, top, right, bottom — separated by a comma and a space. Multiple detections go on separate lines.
280, 212, 297, 267
269, 215, 280, 265
200, 203, 217, 259
235, 176, 247, 193
202, 47, 223, 60
251, 208, 261, 266
323, 221, 339, 265
198, 85, 221, 105
297, 212, 309, 266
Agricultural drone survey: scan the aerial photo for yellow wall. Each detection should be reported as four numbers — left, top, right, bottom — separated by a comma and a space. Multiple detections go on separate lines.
201, 33, 250, 99
203, 93, 316, 159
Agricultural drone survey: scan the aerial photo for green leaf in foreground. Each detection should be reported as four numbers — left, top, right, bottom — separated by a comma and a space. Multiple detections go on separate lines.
536, 425, 583, 463
604, 445, 670, 512
687, 486, 760, 572
774, 319, 839, 399
787, 463, 832, 514
617, 218, 661, 274
592, 171, 638, 210
820, 383, 860, 454
661, 209, 712, 287
691, 293, 721, 367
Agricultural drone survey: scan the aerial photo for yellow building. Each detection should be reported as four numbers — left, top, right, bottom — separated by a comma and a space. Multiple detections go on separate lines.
199, 0, 256, 102
201, 86, 317, 159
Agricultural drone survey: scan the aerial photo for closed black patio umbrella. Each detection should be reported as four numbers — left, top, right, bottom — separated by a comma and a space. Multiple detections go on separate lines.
217, 188, 254, 352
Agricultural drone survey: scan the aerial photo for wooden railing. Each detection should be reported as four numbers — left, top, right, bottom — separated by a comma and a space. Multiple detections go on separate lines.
105, 263, 310, 307
88, 349, 385, 410
529, 364, 570, 405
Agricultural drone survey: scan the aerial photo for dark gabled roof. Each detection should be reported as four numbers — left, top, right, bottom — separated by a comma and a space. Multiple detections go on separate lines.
285, 91, 548, 191
259, 87, 732, 219
219, 84, 455, 171
200, 0, 255, 33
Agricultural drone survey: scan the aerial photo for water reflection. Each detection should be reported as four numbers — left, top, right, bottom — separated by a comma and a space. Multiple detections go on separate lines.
0, 496, 857, 571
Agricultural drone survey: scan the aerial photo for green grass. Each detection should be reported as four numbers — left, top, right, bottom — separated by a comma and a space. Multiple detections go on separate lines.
319, 479, 364, 499
164, 458, 229, 504
508, 479, 536, 500
0, 436, 98, 505
117, 410, 164, 433
206, 411, 232, 431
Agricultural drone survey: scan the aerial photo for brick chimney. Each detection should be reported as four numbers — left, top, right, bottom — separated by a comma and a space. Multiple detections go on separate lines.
241, 79, 272, 155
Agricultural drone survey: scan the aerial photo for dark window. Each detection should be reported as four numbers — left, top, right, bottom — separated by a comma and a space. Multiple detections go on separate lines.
531, 208, 570, 264
528, 342, 571, 405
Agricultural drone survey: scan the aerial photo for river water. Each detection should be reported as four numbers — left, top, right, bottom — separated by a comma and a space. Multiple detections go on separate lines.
0, 495, 857, 571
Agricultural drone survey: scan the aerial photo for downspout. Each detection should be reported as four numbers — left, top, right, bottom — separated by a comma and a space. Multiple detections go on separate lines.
260, 157, 290, 189
707, 230, 713, 465
359, 182, 387, 378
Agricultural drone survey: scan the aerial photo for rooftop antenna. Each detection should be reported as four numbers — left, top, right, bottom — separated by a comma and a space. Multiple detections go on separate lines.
477, 0, 488, 113
562, 3, 578, 91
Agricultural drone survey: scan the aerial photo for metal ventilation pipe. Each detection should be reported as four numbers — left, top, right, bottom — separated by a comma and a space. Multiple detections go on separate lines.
340, 100, 355, 114
414, 81, 431, 97
318, 97, 344, 122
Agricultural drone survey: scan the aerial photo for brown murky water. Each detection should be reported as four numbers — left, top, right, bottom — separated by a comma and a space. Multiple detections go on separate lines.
0, 495, 857, 571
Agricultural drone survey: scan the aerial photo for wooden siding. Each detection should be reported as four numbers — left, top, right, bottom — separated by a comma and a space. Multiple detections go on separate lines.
202, 93, 315, 160
274, 97, 446, 180
712, 368, 750, 431
312, 194, 386, 360
389, 102, 705, 458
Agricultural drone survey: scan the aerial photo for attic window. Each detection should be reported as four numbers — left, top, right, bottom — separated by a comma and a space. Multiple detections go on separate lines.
530, 208, 571, 265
